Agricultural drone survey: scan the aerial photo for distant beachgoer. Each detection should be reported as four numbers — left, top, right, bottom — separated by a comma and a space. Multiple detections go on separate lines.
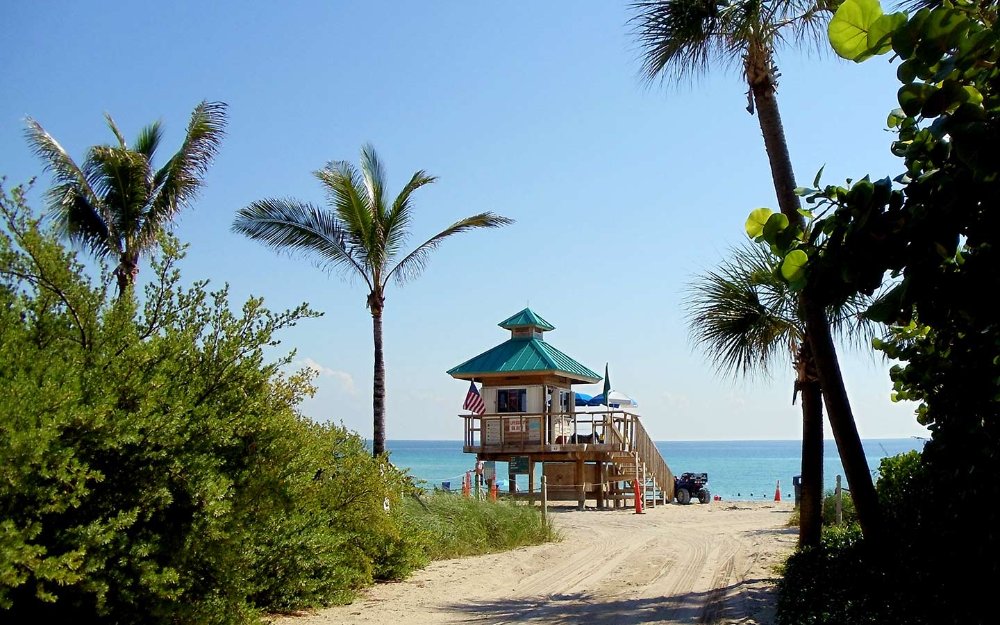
475, 460, 485, 487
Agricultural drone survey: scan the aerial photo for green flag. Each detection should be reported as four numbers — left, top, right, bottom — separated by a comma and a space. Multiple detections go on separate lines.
602, 363, 611, 406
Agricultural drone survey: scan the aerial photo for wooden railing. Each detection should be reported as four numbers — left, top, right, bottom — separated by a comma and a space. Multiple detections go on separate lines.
461, 410, 673, 499
628, 413, 674, 500
462, 410, 618, 449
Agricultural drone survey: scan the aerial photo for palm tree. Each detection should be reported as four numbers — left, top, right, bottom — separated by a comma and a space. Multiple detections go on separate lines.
684, 241, 878, 546
232, 144, 513, 457
629, 0, 884, 539
25, 101, 228, 297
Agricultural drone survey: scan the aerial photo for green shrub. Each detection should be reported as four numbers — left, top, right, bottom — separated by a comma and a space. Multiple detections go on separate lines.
820, 488, 856, 526
777, 450, 968, 625
776, 524, 921, 625
0, 183, 422, 624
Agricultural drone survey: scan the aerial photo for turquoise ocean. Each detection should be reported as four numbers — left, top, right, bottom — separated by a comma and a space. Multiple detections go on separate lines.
385, 438, 925, 501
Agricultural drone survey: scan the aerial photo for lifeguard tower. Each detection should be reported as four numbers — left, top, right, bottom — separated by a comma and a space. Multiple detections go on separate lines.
447, 308, 674, 509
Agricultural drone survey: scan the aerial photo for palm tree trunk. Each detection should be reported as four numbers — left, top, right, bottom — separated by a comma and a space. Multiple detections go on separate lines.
371, 301, 386, 458
804, 301, 883, 541
798, 356, 824, 548
751, 82, 801, 221
115, 253, 138, 299
750, 64, 882, 540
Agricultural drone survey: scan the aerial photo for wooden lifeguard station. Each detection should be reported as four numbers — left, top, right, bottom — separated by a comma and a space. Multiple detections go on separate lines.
447, 308, 674, 509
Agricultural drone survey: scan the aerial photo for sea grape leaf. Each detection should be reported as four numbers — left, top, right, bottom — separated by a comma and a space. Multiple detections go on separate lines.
780, 249, 809, 282
829, 0, 886, 61
745, 208, 773, 239
868, 12, 907, 56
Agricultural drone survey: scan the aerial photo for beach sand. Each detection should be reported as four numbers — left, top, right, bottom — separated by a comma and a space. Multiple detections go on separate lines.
268, 500, 798, 625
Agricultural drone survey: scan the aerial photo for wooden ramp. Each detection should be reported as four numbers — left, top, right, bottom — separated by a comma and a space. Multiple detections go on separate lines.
462, 409, 675, 509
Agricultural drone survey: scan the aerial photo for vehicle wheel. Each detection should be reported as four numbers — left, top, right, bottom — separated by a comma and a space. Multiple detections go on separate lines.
698, 489, 711, 504
676, 488, 690, 505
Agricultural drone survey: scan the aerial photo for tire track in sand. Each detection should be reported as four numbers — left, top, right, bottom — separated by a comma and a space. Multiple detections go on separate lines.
635, 530, 743, 623
515, 515, 623, 596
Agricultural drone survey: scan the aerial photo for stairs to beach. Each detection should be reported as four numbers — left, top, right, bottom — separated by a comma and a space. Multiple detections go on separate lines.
606, 417, 674, 506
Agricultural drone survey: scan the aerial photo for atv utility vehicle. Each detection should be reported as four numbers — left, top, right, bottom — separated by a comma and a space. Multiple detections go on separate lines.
674, 472, 710, 504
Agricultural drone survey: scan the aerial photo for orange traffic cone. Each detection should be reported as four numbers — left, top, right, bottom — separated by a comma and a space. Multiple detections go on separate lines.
633, 480, 644, 514
489, 480, 497, 501
462, 472, 471, 498
774, 480, 781, 501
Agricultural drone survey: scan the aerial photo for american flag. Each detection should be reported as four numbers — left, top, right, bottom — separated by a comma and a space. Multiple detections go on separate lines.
463, 381, 486, 415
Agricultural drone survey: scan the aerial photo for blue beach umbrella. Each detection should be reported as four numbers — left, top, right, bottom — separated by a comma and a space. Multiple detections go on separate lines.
586, 391, 638, 408
574, 392, 594, 406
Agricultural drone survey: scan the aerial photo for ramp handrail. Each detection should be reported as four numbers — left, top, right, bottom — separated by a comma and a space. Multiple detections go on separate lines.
627, 414, 674, 500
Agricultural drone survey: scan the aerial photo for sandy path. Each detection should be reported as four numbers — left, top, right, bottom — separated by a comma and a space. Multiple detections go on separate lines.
269, 500, 798, 625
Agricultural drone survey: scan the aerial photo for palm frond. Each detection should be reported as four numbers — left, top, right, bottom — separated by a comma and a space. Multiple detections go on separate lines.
86, 146, 151, 228
52, 186, 115, 259
683, 241, 801, 382
104, 112, 128, 148
685, 239, 888, 381
24, 117, 115, 257
385, 212, 514, 287
232, 198, 371, 288
775, 0, 835, 58
315, 160, 376, 269
144, 100, 227, 243
359, 143, 388, 223
383, 169, 438, 266
895, 0, 940, 12
630, 0, 833, 89
133, 120, 163, 162
826, 289, 886, 358
629, 0, 743, 85
86, 145, 151, 259
24, 118, 100, 208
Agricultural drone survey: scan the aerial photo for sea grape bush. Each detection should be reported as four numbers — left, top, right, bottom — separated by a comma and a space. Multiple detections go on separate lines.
765, 0, 1000, 623
0, 181, 422, 624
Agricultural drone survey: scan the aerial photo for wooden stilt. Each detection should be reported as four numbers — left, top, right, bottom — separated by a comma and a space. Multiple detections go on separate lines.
575, 458, 585, 510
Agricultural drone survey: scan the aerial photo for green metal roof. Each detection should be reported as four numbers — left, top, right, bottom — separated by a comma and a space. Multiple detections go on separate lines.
498, 308, 555, 331
447, 337, 601, 383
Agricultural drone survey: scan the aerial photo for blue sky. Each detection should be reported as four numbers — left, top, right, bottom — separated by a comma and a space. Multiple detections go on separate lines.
1, 1, 929, 442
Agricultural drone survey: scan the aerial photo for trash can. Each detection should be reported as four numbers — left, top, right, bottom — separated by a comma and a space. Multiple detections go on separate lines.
792, 475, 802, 508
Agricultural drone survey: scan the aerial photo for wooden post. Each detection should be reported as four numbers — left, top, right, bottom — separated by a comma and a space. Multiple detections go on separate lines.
596, 461, 605, 510
541, 475, 548, 525
528, 459, 536, 506
615, 470, 628, 508
508, 464, 516, 497
835, 474, 843, 524
575, 458, 585, 510
634, 453, 641, 510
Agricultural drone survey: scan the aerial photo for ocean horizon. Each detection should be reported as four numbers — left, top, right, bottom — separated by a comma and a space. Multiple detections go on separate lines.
382, 438, 925, 502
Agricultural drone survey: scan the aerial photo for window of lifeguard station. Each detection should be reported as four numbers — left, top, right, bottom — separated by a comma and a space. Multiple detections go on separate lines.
559, 390, 569, 412
497, 389, 527, 413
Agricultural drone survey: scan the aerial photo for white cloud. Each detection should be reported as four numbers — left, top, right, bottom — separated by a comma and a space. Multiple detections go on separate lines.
659, 392, 691, 409
301, 358, 356, 395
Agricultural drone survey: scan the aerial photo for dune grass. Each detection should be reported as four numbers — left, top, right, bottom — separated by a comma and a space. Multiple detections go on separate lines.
403, 491, 558, 561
